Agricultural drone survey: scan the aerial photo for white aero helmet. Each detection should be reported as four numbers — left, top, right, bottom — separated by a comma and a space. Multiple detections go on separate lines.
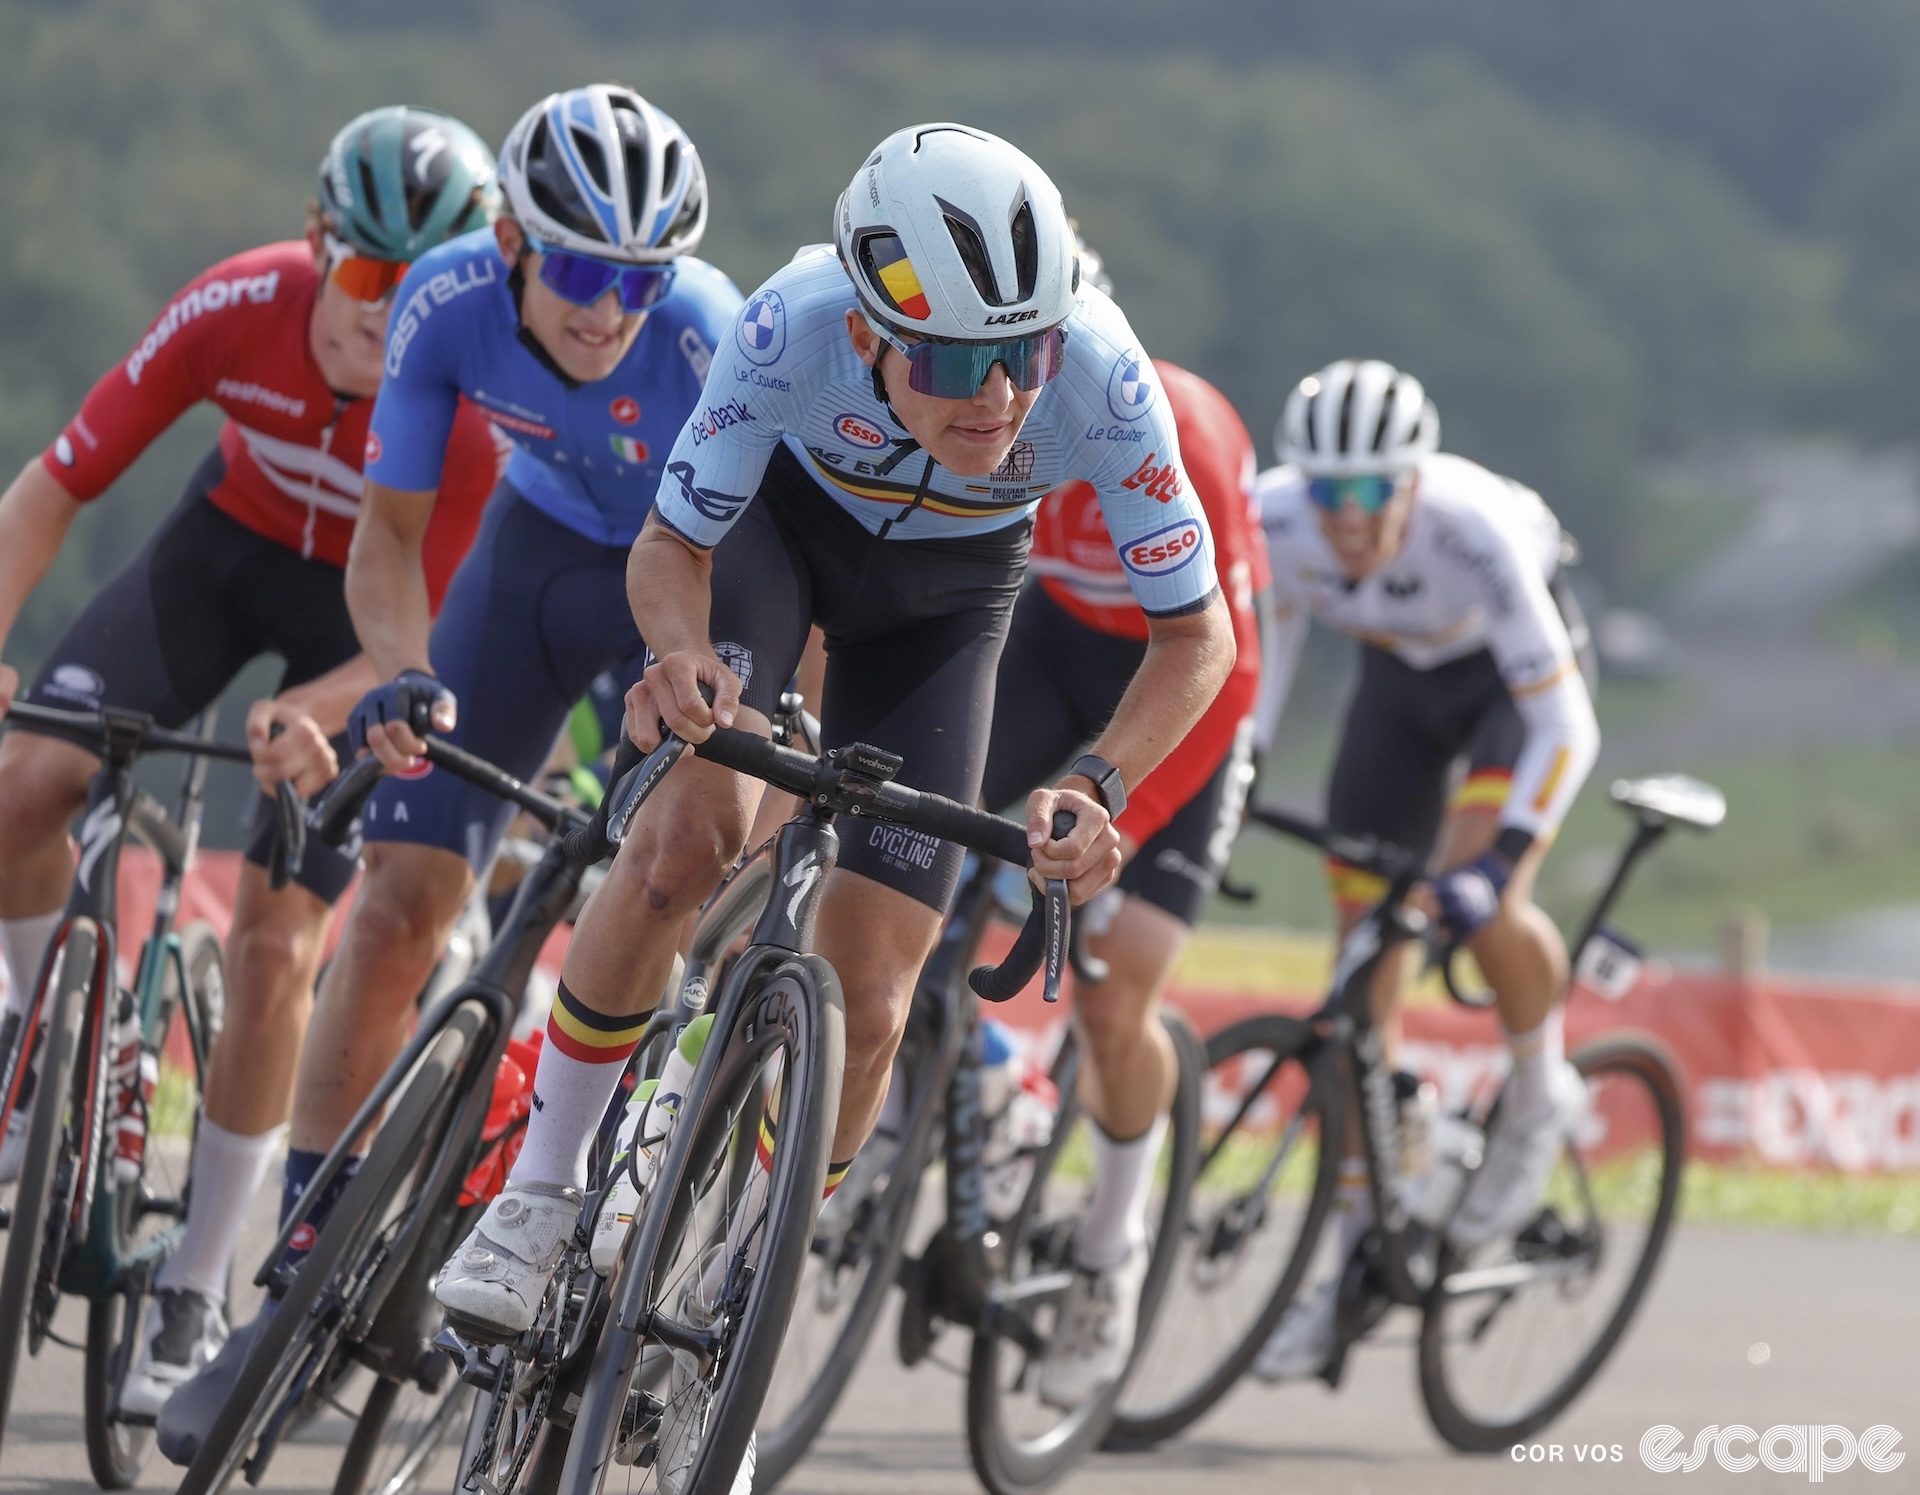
1278, 359, 1439, 477
835, 123, 1078, 341
500, 84, 707, 264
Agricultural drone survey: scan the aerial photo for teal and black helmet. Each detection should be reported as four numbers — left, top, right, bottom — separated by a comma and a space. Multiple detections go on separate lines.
318, 105, 501, 261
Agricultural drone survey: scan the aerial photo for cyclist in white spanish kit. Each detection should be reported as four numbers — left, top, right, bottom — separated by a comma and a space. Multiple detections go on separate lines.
427, 124, 1236, 1476
1249, 359, 1600, 1382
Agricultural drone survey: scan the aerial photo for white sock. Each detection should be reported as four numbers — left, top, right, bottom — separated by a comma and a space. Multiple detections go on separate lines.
1332, 1158, 1375, 1263
156, 1116, 283, 1304
1504, 1007, 1566, 1124
1, 911, 63, 1019
513, 1038, 632, 1192
1073, 1116, 1168, 1272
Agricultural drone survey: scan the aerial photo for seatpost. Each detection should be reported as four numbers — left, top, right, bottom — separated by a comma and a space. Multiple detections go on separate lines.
1569, 819, 1668, 964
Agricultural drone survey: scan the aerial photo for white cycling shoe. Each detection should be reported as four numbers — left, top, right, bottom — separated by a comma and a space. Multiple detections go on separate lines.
1448, 1061, 1588, 1250
119, 1287, 229, 1420
658, 1268, 754, 1495
1252, 1273, 1340, 1383
1038, 1243, 1148, 1410
435, 1181, 582, 1339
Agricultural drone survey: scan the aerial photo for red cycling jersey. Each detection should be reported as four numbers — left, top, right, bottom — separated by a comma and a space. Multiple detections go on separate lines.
1029, 361, 1265, 845
41, 242, 504, 605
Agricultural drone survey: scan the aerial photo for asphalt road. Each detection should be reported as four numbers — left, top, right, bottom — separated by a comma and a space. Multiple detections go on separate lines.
1, 1224, 1914, 1495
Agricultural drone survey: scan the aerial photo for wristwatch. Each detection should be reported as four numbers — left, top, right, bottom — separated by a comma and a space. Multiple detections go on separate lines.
1066, 754, 1128, 821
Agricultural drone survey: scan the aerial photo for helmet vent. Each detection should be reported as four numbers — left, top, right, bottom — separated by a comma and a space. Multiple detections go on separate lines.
571, 129, 610, 196
935, 195, 1008, 306
1009, 200, 1038, 302
1336, 378, 1359, 453
356, 155, 383, 227
1370, 381, 1402, 454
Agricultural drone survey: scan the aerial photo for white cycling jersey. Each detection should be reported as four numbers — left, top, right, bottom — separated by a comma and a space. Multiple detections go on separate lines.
1254, 452, 1599, 840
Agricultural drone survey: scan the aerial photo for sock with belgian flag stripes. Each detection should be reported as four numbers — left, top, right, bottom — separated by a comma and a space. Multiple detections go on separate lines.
513, 980, 647, 1191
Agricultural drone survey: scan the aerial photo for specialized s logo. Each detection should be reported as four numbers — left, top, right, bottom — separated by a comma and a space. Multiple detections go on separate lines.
76, 800, 123, 893
1122, 519, 1205, 579
1120, 452, 1183, 503
834, 413, 888, 449
689, 399, 754, 445
667, 461, 746, 524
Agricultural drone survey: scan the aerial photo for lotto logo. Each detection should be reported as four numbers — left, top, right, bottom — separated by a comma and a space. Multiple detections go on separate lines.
1122, 520, 1204, 578
1121, 452, 1184, 503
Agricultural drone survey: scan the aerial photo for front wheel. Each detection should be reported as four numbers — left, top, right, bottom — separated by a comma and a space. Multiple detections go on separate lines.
1418, 1032, 1686, 1451
0, 920, 99, 1458
559, 955, 845, 1495
965, 1010, 1204, 1495
1104, 1010, 1342, 1449
85, 919, 226, 1487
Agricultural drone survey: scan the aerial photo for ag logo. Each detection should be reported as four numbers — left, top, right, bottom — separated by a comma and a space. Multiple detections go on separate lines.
736, 290, 786, 366
834, 412, 887, 449
1122, 520, 1204, 579
609, 396, 640, 425
1106, 350, 1156, 422
48, 663, 105, 702
364, 431, 383, 464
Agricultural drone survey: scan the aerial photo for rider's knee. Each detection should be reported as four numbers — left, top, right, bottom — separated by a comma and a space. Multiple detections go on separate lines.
225, 908, 323, 1005
0, 734, 90, 859
618, 812, 738, 918
346, 852, 466, 966
840, 979, 911, 1076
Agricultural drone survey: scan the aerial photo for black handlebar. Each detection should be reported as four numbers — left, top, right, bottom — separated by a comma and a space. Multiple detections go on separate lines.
293, 737, 589, 880
2, 700, 255, 765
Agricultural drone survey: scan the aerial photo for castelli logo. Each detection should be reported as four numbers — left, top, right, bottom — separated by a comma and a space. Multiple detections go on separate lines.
364, 431, 382, 464
610, 396, 640, 425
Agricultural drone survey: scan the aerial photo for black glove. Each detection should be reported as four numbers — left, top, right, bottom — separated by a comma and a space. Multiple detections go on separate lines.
347, 669, 454, 756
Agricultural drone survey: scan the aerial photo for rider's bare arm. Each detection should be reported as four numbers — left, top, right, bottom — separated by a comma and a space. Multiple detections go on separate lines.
344, 480, 439, 681
242, 654, 379, 796
623, 512, 742, 747
0, 458, 84, 711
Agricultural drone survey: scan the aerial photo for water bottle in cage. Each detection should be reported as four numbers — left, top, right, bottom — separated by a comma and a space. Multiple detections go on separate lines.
979, 1019, 1059, 1221
111, 989, 157, 1185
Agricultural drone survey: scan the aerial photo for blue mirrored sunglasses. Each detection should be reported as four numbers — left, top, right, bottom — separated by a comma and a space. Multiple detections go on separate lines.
1307, 474, 1401, 514
866, 316, 1069, 398
525, 232, 674, 312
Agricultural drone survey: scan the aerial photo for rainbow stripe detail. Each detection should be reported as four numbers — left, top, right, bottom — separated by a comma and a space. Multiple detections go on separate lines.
546, 981, 647, 1064
869, 235, 931, 320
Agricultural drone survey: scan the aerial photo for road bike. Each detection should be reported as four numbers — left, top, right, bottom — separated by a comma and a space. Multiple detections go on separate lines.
1107, 772, 1725, 1452
175, 697, 818, 1495
0, 702, 255, 1486
753, 852, 1203, 1494
470, 719, 1083, 1495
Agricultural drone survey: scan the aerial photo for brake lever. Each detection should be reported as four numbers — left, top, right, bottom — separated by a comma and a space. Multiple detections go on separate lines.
270, 779, 306, 890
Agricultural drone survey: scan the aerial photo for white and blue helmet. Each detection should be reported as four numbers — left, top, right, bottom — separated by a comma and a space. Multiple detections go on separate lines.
1279, 359, 1440, 477
500, 84, 707, 265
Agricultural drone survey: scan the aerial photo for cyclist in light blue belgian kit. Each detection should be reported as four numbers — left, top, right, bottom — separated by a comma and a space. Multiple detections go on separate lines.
433, 124, 1239, 1456
157, 85, 741, 1461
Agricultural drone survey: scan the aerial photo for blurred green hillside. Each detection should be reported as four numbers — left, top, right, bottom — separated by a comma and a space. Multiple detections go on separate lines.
2, 0, 1905, 675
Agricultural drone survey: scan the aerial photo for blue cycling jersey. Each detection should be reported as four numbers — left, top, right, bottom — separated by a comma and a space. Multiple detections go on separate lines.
368, 228, 743, 548
651, 246, 1219, 619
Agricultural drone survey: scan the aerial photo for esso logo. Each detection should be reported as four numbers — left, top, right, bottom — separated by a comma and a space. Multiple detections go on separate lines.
364, 431, 383, 465
1122, 521, 1204, 578
834, 413, 887, 449
609, 396, 640, 425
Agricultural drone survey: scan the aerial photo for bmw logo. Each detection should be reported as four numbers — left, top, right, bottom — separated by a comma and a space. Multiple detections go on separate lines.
1106, 350, 1156, 422
736, 291, 787, 366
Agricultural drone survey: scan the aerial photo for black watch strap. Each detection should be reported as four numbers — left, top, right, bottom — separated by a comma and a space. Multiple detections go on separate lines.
1067, 754, 1128, 821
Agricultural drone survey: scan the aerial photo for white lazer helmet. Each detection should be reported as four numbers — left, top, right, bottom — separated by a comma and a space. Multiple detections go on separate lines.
1278, 359, 1439, 477
834, 123, 1078, 341
500, 84, 707, 264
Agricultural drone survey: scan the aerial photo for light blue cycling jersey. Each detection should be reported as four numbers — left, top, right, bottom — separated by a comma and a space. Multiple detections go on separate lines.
367, 228, 743, 548
652, 246, 1220, 618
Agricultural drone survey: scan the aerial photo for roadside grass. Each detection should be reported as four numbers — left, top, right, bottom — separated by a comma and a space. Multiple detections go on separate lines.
1217, 701, 1920, 953
1182, 1132, 1920, 1234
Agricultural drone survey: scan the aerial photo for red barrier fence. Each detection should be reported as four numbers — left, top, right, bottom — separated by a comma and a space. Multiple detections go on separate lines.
29, 852, 1919, 1176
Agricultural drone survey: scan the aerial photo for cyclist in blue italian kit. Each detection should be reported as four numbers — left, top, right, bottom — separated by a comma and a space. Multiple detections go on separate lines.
158, 84, 742, 1460
428, 123, 1239, 1450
